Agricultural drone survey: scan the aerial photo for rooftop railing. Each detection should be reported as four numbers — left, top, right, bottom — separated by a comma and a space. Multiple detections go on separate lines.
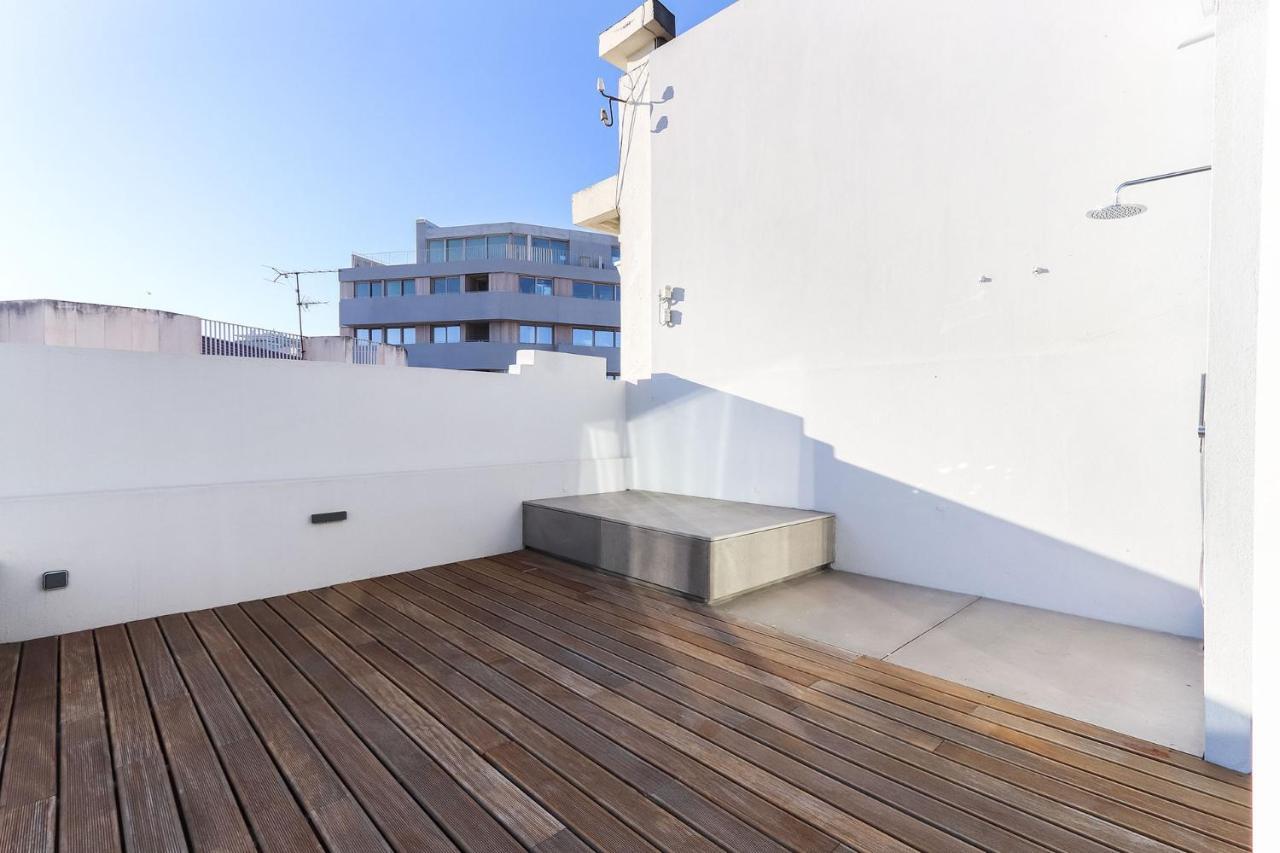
352, 250, 417, 267
351, 243, 618, 271
201, 319, 302, 359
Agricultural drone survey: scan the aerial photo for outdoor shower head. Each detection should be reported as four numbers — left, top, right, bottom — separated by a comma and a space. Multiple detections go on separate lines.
1085, 165, 1211, 221
1086, 202, 1148, 220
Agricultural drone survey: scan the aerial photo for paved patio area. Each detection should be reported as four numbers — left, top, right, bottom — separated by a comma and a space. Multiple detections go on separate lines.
0, 551, 1249, 852
716, 569, 1206, 755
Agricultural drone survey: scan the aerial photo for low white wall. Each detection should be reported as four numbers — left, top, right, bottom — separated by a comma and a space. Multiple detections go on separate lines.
618, 0, 1213, 638
0, 300, 201, 355
0, 344, 625, 641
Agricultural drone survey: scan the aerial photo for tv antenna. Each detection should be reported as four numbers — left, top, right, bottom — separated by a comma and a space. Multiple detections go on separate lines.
267, 266, 335, 358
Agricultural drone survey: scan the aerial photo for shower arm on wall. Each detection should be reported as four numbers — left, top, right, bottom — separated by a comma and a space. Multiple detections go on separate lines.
1112, 164, 1212, 205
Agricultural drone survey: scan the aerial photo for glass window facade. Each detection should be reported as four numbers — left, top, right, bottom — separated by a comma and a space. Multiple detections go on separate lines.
519, 276, 554, 296
353, 280, 412, 298
431, 325, 461, 343
354, 327, 415, 345
572, 328, 620, 348
519, 325, 553, 345
531, 237, 569, 265
431, 276, 461, 295
572, 282, 618, 301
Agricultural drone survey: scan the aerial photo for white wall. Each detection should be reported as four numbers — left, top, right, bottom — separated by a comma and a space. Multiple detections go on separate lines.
0, 299, 201, 354
0, 344, 625, 642
619, 0, 1215, 637
1202, 0, 1274, 775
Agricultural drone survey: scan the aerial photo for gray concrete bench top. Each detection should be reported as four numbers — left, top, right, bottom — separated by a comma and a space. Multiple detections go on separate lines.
523, 490, 833, 542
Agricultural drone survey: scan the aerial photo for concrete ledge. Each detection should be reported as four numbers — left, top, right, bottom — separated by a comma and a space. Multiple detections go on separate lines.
523, 490, 834, 602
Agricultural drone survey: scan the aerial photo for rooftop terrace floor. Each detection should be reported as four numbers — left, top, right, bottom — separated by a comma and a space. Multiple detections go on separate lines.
0, 550, 1250, 852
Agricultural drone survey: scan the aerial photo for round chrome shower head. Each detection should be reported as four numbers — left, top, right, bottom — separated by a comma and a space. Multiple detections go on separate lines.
1086, 202, 1148, 220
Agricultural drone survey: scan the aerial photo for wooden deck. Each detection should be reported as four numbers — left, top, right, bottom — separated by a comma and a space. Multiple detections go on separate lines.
0, 550, 1251, 852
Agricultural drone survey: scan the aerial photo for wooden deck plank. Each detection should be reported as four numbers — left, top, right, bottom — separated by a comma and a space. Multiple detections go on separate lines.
186, 609, 393, 852
337, 580, 735, 853
95, 624, 188, 853
493, 553, 1253, 845
513, 549, 1250, 794
501, 554, 1250, 817
0, 638, 58, 811
217, 603, 468, 853
398, 570, 917, 853
58, 631, 122, 853
260, 594, 564, 850
436, 564, 1021, 852
0, 644, 19, 780
297, 587, 669, 853
1, 551, 1253, 852
128, 619, 257, 852
157, 614, 323, 853
478, 556, 1246, 853
450, 560, 1181, 853
370, 575, 822, 853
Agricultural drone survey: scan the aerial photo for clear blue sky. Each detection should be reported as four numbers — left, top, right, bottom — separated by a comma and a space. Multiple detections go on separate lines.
1, 0, 732, 335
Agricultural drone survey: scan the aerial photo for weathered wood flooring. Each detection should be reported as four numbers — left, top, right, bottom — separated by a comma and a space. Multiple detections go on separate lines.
0, 550, 1251, 852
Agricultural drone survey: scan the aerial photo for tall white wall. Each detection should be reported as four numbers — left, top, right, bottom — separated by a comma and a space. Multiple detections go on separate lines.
1202, 0, 1274, 775
620, 0, 1215, 637
0, 345, 625, 642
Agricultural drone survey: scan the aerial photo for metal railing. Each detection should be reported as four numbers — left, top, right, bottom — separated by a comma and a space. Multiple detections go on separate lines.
201, 320, 302, 360
353, 243, 617, 270
352, 340, 383, 365
351, 250, 417, 267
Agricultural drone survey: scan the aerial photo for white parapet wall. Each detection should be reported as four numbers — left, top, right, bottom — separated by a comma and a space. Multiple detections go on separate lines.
0, 344, 625, 642
616, 0, 1214, 639
0, 299, 201, 355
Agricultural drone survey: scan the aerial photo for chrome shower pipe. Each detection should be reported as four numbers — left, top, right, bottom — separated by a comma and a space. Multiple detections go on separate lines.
1112, 164, 1212, 204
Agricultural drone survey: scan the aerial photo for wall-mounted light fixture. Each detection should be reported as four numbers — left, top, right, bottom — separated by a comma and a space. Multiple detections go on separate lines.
658, 286, 680, 326
597, 78, 626, 127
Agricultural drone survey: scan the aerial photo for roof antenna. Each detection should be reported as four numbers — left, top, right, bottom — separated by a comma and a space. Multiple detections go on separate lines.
267, 266, 336, 358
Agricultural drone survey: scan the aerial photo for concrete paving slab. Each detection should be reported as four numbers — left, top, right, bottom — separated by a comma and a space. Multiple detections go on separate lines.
713, 569, 978, 658
886, 597, 1204, 754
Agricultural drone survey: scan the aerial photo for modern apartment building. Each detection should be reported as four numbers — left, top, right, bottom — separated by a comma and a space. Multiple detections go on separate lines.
338, 219, 621, 375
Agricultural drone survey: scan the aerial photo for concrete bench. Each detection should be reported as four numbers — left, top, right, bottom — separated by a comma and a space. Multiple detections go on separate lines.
522, 490, 834, 603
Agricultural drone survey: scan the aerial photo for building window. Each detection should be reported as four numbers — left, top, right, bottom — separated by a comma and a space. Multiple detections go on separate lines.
428, 234, 516, 263
572, 328, 619, 347
519, 324, 553, 345
532, 237, 569, 265
385, 327, 416, 345
464, 322, 489, 343
431, 276, 461, 295
519, 276, 554, 296
572, 282, 618, 301
354, 280, 413, 298
431, 325, 461, 343
611, 245, 621, 266
355, 327, 416, 345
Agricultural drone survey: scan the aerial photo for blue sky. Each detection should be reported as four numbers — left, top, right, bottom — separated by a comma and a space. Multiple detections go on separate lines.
0, 0, 731, 335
